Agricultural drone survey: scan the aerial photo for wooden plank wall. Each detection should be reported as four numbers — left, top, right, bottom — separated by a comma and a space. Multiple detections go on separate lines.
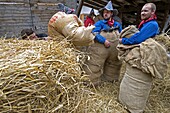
0, 0, 77, 38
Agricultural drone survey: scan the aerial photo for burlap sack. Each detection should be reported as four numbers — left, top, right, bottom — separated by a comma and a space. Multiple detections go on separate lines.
83, 30, 122, 85
100, 30, 122, 82
125, 38, 168, 79
48, 12, 95, 46
119, 25, 139, 39
119, 64, 153, 113
117, 25, 140, 61
117, 25, 168, 79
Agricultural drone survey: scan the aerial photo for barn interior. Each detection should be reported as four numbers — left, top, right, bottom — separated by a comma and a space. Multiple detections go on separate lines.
77, 0, 170, 33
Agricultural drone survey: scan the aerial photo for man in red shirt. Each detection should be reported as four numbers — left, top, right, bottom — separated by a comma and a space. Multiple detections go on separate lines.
84, 9, 95, 27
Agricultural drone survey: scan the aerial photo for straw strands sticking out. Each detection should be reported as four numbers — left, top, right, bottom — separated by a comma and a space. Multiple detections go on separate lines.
0, 39, 128, 113
145, 63, 170, 112
154, 33, 170, 51
0, 39, 85, 113
1, 37, 169, 113
145, 34, 170, 112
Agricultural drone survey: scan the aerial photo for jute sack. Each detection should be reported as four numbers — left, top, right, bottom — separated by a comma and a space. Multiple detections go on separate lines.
83, 30, 121, 86
100, 30, 122, 82
124, 38, 168, 79
119, 25, 139, 39
48, 12, 95, 46
119, 64, 153, 113
117, 25, 168, 79
117, 25, 140, 61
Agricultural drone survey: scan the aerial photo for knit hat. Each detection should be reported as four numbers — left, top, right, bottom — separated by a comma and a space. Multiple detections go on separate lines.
99, 1, 118, 16
57, 3, 75, 14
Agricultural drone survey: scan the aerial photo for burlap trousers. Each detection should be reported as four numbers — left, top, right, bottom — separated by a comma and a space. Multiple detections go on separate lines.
83, 31, 122, 86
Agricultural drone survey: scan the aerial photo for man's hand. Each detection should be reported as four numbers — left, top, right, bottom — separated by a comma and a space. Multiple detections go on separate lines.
104, 40, 111, 48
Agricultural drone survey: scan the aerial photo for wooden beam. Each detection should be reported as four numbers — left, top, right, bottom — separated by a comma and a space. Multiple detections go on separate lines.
83, 0, 105, 9
83, 2, 101, 10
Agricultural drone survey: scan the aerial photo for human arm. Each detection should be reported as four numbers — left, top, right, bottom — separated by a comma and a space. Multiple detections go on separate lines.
92, 21, 111, 47
120, 22, 159, 45
92, 21, 106, 43
114, 21, 122, 33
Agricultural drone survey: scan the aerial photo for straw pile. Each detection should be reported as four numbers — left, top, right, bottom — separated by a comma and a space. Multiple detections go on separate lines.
0, 39, 127, 113
0, 35, 169, 113
144, 34, 170, 112
154, 33, 170, 51
145, 63, 170, 113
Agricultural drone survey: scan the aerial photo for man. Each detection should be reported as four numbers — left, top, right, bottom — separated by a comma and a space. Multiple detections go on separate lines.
20, 28, 49, 40
84, 9, 96, 27
119, 3, 159, 44
48, 3, 95, 46
83, 1, 122, 86
118, 3, 168, 113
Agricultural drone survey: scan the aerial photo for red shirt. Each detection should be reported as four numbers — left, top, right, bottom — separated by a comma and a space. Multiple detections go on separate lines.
84, 16, 95, 27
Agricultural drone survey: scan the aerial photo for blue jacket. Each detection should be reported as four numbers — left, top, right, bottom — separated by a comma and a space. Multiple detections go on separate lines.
121, 20, 159, 45
92, 19, 122, 44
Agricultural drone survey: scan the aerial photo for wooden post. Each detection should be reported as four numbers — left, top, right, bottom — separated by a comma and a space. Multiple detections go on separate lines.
76, 0, 84, 17
161, 9, 169, 32
135, 4, 143, 26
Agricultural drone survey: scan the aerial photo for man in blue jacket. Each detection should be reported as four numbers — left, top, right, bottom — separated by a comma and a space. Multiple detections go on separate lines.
118, 3, 161, 113
119, 3, 159, 44
83, 1, 122, 86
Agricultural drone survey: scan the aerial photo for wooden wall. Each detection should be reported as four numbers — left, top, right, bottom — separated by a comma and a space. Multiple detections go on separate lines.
0, 0, 77, 38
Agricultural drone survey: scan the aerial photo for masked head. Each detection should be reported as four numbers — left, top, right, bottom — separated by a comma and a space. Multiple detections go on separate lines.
99, 1, 118, 20
57, 3, 75, 14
